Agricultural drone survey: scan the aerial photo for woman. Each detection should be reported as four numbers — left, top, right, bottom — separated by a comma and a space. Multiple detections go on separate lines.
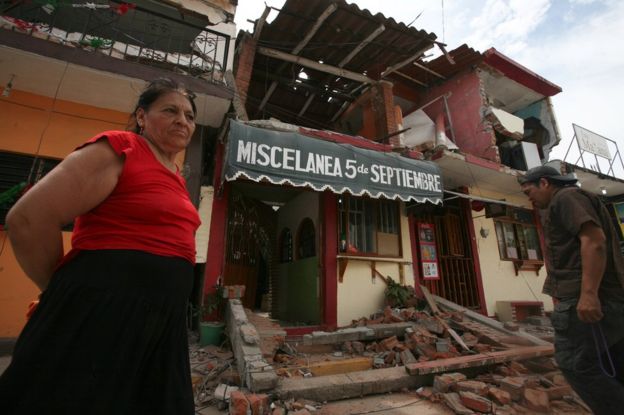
0, 78, 201, 414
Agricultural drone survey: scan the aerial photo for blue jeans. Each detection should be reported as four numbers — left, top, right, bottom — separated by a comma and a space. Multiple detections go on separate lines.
551, 298, 624, 415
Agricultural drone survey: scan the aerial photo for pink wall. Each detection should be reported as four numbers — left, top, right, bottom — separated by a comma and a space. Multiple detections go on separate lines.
410, 69, 498, 162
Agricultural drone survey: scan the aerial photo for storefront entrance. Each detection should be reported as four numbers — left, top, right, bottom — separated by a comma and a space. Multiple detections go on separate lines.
223, 182, 322, 326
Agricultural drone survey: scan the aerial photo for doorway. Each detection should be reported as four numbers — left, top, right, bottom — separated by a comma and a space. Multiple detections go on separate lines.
223, 182, 322, 326
412, 197, 482, 310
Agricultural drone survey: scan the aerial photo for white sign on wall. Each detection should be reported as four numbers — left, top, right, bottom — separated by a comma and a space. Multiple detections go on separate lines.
574, 124, 612, 160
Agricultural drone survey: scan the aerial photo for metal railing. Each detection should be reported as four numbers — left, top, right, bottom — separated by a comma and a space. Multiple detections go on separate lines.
1, 0, 230, 83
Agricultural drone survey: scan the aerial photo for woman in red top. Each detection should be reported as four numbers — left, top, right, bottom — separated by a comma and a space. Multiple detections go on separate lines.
1, 79, 201, 414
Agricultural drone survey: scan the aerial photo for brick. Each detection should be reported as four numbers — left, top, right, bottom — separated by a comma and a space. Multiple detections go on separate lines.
524, 388, 550, 413
499, 376, 527, 401
459, 391, 492, 413
433, 372, 467, 393
509, 361, 529, 374
488, 387, 512, 405
399, 349, 417, 365
442, 392, 474, 415
289, 410, 311, 415
271, 408, 286, 415
383, 306, 404, 322
542, 385, 572, 400
492, 405, 516, 415
379, 336, 400, 351
247, 393, 270, 415
452, 380, 488, 396
228, 391, 250, 415
219, 368, 242, 386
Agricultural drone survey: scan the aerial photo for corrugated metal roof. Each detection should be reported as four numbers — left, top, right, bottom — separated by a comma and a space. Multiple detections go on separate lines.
241, 0, 438, 130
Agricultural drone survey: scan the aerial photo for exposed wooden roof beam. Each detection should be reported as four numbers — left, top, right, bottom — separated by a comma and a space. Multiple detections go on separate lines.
393, 71, 427, 87
413, 61, 445, 79
252, 6, 271, 40
381, 45, 430, 78
257, 47, 375, 84
436, 41, 456, 65
297, 24, 385, 119
257, 4, 338, 113
338, 24, 385, 67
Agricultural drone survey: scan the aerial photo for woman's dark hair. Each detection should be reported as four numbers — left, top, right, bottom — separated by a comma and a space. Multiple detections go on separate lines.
127, 78, 197, 133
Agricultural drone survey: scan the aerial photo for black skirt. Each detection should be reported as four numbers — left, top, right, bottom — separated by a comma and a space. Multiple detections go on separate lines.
0, 250, 195, 415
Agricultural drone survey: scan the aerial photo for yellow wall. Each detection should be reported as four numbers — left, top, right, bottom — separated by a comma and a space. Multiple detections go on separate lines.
471, 189, 553, 317
337, 208, 415, 326
0, 90, 128, 337
0, 232, 72, 337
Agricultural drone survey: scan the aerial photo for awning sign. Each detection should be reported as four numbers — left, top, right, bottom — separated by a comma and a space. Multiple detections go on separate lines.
225, 120, 443, 204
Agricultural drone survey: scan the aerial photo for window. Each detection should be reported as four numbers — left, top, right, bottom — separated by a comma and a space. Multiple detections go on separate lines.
278, 228, 293, 263
338, 195, 400, 256
493, 208, 542, 261
297, 218, 315, 259
0, 152, 60, 225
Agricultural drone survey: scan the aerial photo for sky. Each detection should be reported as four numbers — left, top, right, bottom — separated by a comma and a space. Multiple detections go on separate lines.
233, 0, 624, 173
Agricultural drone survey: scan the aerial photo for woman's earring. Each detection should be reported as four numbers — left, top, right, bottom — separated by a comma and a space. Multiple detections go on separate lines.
139, 125, 144, 135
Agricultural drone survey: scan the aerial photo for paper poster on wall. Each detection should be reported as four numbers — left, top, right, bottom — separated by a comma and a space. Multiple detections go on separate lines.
613, 203, 624, 238
418, 223, 439, 280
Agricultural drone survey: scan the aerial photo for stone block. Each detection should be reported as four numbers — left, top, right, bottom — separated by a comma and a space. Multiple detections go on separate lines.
459, 391, 492, 413
367, 322, 414, 339
247, 371, 278, 392
399, 349, 417, 365
240, 323, 260, 345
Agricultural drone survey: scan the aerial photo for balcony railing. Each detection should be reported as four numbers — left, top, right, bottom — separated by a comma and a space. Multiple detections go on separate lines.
1, 0, 230, 83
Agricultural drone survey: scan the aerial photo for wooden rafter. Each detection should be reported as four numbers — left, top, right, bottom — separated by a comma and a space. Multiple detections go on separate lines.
257, 4, 338, 113
393, 71, 427, 87
413, 61, 445, 79
297, 24, 386, 119
252, 6, 271, 40
380, 45, 431, 78
257, 47, 374, 84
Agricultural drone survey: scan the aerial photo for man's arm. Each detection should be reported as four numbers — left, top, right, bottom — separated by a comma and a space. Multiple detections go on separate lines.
577, 221, 607, 323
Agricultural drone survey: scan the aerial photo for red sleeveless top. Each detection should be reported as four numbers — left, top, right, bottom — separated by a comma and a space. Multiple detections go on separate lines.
68, 131, 200, 264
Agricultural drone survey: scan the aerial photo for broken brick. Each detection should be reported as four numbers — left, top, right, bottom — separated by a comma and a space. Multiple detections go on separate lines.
247, 394, 270, 415
509, 361, 529, 374
524, 388, 550, 413
452, 380, 488, 396
399, 349, 417, 365
499, 377, 527, 401
488, 387, 512, 405
442, 392, 473, 415
459, 391, 492, 413
229, 391, 250, 415
271, 408, 286, 415
384, 351, 396, 365
383, 306, 405, 323
433, 372, 468, 393
379, 335, 400, 351
341, 341, 353, 354
552, 373, 568, 386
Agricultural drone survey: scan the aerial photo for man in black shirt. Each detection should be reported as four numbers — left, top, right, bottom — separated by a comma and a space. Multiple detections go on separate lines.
520, 166, 624, 414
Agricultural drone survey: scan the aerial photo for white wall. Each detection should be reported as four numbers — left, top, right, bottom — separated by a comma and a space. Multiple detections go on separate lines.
471, 189, 553, 317
337, 205, 415, 327
195, 186, 214, 263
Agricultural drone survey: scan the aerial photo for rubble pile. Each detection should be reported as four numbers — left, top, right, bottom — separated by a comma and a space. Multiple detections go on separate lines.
419, 360, 590, 414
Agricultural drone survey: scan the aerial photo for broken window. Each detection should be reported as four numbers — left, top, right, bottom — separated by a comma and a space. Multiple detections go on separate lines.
338, 196, 400, 256
493, 209, 542, 261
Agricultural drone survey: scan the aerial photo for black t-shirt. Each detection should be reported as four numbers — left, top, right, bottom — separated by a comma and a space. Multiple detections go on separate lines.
543, 186, 624, 300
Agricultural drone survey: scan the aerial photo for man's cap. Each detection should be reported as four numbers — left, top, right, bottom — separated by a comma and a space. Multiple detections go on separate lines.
518, 165, 578, 185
